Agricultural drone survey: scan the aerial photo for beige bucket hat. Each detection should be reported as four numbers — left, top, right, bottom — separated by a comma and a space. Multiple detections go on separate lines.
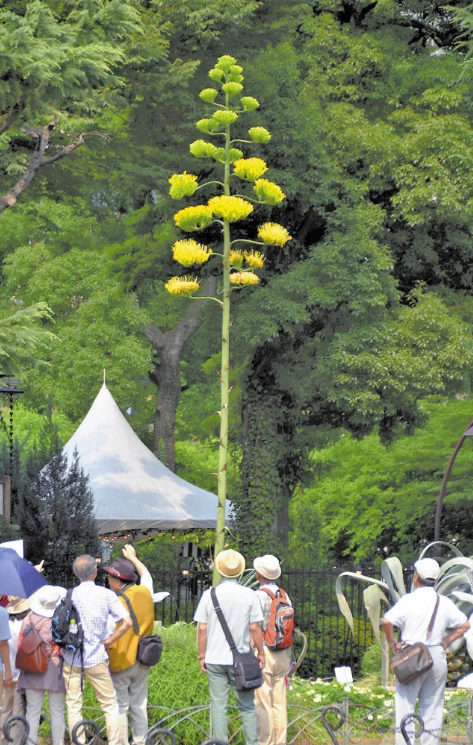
6, 596, 31, 615
253, 554, 281, 580
30, 586, 66, 618
215, 549, 245, 578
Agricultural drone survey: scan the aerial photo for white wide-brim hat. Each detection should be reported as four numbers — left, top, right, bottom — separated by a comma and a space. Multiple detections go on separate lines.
30, 585, 67, 618
215, 549, 245, 578
253, 555, 281, 580
414, 558, 440, 583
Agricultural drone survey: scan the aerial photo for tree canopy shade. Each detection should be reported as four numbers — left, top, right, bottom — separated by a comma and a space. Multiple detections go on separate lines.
290, 397, 473, 564
0, 0, 142, 212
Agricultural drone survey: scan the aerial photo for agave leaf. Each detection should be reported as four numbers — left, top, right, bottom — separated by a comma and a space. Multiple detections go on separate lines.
363, 584, 391, 644
336, 572, 390, 635
437, 557, 473, 583
381, 557, 406, 601
452, 591, 473, 607
419, 541, 463, 561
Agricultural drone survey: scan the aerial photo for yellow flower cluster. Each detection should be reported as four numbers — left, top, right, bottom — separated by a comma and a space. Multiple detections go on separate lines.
254, 179, 285, 205
244, 250, 265, 269
212, 110, 239, 126
172, 240, 212, 267
165, 276, 200, 296
248, 126, 271, 143
230, 250, 244, 268
190, 140, 218, 158
258, 223, 292, 247
208, 195, 253, 222
230, 271, 260, 286
174, 205, 213, 232
168, 172, 198, 200
233, 158, 268, 181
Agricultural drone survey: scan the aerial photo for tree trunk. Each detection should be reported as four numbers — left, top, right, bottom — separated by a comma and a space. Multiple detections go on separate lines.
145, 276, 217, 472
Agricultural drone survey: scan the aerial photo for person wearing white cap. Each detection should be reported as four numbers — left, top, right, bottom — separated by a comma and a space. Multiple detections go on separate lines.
194, 549, 265, 745
382, 558, 470, 745
253, 555, 293, 745
17, 586, 67, 745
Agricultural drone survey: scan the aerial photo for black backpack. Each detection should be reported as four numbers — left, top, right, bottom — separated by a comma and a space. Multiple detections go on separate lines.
51, 588, 84, 656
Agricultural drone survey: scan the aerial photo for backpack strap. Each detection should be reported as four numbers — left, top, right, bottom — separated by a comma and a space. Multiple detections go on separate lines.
118, 588, 140, 636
210, 588, 237, 655
259, 587, 277, 600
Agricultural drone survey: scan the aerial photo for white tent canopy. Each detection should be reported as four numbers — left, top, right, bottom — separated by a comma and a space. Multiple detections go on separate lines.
62, 384, 226, 534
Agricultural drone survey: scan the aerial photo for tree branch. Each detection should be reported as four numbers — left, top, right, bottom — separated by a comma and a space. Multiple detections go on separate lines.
0, 121, 110, 214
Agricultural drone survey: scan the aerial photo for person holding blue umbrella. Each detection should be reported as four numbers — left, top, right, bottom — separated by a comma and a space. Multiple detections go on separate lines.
0, 549, 47, 599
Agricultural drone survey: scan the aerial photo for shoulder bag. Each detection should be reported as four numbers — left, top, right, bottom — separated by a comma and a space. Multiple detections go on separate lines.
210, 587, 263, 691
16, 617, 54, 674
118, 589, 163, 667
390, 595, 440, 684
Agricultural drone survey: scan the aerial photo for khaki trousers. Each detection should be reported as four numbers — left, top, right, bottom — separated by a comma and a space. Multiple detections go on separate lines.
254, 647, 291, 745
0, 682, 25, 745
63, 661, 122, 745
112, 661, 150, 745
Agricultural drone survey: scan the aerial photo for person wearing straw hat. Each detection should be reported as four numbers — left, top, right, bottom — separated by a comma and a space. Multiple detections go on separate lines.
0, 596, 30, 745
253, 555, 293, 745
17, 586, 67, 745
194, 549, 265, 745
382, 558, 470, 745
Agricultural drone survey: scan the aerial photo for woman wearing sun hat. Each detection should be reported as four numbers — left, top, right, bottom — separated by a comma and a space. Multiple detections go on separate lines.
17, 586, 67, 745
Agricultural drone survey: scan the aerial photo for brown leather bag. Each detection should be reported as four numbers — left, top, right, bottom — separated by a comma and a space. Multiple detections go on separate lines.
390, 595, 440, 684
16, 617, 53, 674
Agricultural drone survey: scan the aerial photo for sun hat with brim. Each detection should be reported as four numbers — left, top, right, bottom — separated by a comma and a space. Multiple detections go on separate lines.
215, 549, 245, 578
105, 558, 138, 583
6, 596, 31, 615
30, 586, 66, 618
253, 555, 281, 581
414, 558, 440, 584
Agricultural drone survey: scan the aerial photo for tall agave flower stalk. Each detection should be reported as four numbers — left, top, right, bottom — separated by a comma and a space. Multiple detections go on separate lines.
336, 541, 473, 659
165, 55, 291, 585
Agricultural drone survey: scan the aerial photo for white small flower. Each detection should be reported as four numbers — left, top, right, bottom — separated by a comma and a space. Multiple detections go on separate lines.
368, 715, 374, 721
344, 685, 352, 692
384, 700, 392, 707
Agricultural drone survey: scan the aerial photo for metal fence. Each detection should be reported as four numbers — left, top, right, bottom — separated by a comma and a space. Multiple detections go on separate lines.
147, 567, 395, 678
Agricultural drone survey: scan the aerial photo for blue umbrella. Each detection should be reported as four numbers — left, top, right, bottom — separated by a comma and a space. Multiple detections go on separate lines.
0, 548, 48, 598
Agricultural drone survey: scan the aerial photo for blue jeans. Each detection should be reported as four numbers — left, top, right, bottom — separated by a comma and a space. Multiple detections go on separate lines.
206, 664, 259, 745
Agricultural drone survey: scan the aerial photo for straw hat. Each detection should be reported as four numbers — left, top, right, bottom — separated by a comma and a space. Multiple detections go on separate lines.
6, 596, 31, 615
253, 555, 281, 580
30, 586, 66, 618
215, 549, 245, 578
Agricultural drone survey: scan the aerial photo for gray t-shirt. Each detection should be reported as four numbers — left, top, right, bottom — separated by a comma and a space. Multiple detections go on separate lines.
0, 606, 11, 673
194, 578, 263, 665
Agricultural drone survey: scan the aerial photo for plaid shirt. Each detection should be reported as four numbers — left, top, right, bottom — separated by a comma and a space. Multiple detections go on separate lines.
61, 581, 129, 668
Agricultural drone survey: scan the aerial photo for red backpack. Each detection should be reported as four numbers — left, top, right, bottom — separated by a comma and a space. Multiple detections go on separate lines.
260, 587, 294, 650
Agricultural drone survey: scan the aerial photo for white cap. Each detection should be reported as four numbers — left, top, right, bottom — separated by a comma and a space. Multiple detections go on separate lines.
414, 558, 440, 584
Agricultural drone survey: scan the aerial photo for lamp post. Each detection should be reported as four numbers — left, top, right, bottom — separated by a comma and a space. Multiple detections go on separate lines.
0, 373, 24, 521
434, 418, 473, 542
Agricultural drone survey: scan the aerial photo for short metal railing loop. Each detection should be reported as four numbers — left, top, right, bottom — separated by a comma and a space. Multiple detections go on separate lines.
400, 713, 424, 745
3, 715, 30, 745
145, 728, 177, 745
71, 719, 102, 745
321, 705, 345, 745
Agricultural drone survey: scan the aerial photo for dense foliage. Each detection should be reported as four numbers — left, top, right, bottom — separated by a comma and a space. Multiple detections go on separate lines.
1, 0, 473, 563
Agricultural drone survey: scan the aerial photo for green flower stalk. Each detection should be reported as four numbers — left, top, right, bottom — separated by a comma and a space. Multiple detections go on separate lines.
165, 56, 291, 585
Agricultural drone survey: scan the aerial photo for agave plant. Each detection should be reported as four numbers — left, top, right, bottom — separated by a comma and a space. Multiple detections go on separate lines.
336, 541, 473, 658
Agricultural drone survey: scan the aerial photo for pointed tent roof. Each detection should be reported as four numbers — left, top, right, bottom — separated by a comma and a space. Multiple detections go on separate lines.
62, 384, 225, 534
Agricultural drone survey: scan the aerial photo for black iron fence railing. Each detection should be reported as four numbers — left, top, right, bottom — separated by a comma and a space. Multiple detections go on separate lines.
147, 567, 409, 678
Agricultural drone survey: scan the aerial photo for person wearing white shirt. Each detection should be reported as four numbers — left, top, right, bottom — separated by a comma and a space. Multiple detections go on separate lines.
194, 550, 264, 745
382, 558, 470, 745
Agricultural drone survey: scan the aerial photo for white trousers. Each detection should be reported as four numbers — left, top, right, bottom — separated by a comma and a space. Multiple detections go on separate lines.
395, 646, 447, 745
111, 662, 150, 745
24, 689, 65, 745
254, 647, 291, 745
